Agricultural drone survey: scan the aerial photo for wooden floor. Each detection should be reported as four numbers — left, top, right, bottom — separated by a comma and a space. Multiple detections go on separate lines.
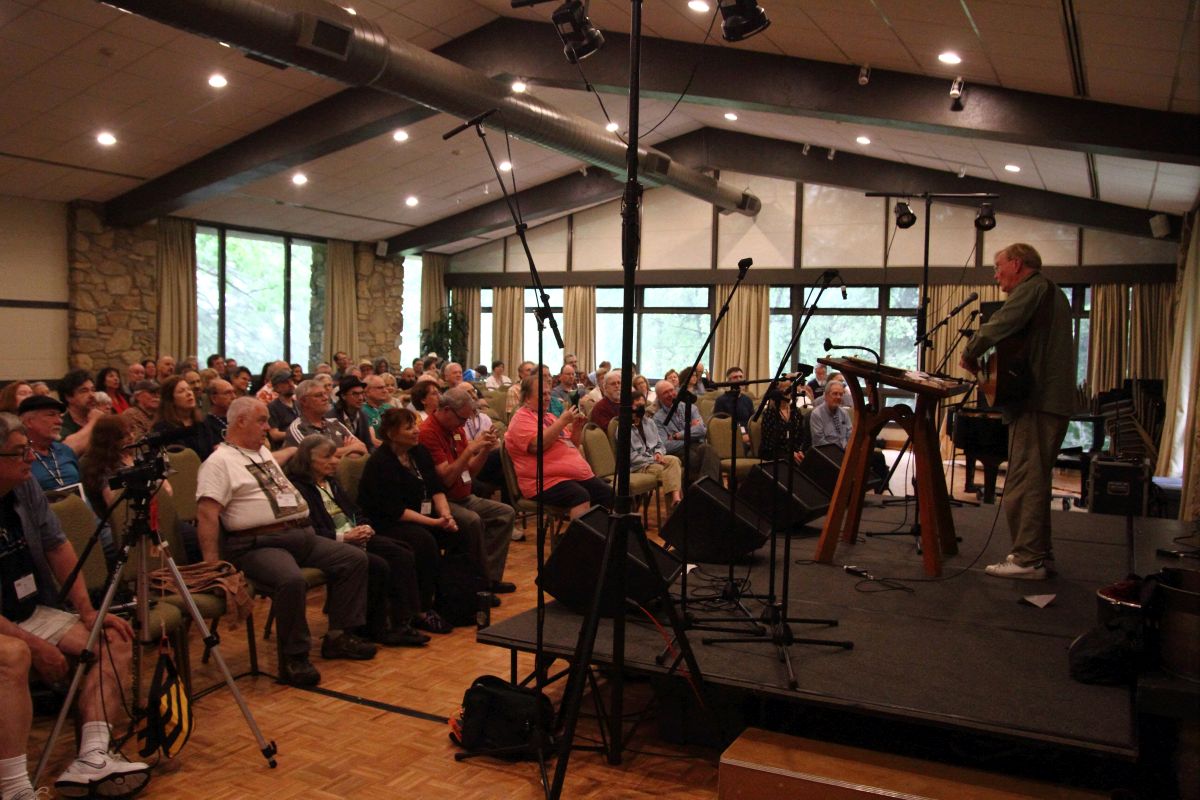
28, 452, 1084, 799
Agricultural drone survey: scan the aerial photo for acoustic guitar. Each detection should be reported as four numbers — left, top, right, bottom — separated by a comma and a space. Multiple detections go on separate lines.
975, 333, 1031, 407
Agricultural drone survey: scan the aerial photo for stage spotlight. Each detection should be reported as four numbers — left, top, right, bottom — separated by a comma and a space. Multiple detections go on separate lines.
553, 0, 604, 63
949, 76, 964, 99
718, 0, 770, 42
975, 202, 996, 231
858, 65, 870, 86
894, 201, 917, 229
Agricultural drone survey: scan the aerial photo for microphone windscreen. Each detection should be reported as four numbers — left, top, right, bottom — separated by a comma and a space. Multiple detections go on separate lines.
823, 338, 833, 352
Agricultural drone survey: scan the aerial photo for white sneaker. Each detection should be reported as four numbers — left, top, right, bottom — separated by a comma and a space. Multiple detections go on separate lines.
55, 749, 151, 798
10, 788, 51, 800
511, 529, 526, 542
985, 554, 1047, 580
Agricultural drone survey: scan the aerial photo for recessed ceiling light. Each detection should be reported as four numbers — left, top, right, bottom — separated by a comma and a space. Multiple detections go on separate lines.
405, 196, 419, 207
292, 173, 308, 185
344, 6, 356, 14
218, 41, 231, 48
511, 79, 527, 93
96, 131, 117, 146
499, 161, 512, 172
938, 51, 961, 65
1004, 164, 1021, 173
392, 129, 409, 142
208, 73, 227, 88
856, 135, 871, 145
724, 111, 738, 121
605, 121, 619, 132
687, 0, 710, 11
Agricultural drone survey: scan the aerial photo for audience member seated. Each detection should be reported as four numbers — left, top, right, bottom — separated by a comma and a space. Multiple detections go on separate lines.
120, 380, 160, 441
329, 377, 375, 452
231, 366, 252, 398
200, 379, 236, 460
505, 374, 613, 520
0, 412, 151, 799
807, 363, 828, 400
0, 382, 32, 415
289, 363, 304, 383
485, 360, 511, 389
331, 351, 350, 380
19, 396, 84, 496
713, 365, 754, 452
356, 359, 374, 380
196, 397, 376, 688
284, 380, 367, 458
663, 368, 680, 388
123, 361, 145, 396
205, 353, 226, 380
91, 391, 113, 416
632, 374, 655, 410
409, 380, 441, 424
396, 367, 417, 392
224, 357, 238, 380
265, 369, 298, 450
419, 388, 515, 595
360, 375, 392, 445
589, 369, 622, 431
550, 364, 578, 412
153, 375, 216, 458
95, 367, 129, 414
285, 436, 428, 648
677, 365, 708, 397
505, 361, 536, 415
760, 382, 809, 464
442, 362, 464, 391
57, 370, 104, 453
372, 357, 391, 377
141, 358, 157, 383
255, 360, 289, 404
810, 380, 851, 450
356, 408, 464, 635
652, 379, 721, 485
629, 390, 682, 510
155, 355, 175, 382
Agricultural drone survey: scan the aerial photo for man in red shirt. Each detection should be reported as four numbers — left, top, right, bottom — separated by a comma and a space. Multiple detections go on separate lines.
419, 388, 516, 594
588, 368, 622, 431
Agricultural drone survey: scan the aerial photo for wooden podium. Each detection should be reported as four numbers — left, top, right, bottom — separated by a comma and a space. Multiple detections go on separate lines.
813, 357, 970, 577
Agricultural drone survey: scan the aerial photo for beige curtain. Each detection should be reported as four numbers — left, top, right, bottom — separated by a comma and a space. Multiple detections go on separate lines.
155, 217, 196, 360
1155, 212, 1199, 520
1129, 282, 1174, 381
457, 285, 481, 369
323, 239, 359, 362
492, 285, 525, 370
563, 285, 596, 374
713, 284, 770, 381
1088, 283, 1130, 394
930, 282, 1002, 458
421, 252, 449, 333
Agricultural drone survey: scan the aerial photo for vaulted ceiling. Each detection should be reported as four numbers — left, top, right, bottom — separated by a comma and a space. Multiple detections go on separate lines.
1, 0, 1196, 253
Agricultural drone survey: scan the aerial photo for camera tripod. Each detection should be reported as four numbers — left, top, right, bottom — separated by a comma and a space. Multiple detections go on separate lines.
34, 449, 277, 787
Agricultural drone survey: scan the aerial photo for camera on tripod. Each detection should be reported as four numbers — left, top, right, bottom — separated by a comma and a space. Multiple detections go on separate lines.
108, 427, 190, 495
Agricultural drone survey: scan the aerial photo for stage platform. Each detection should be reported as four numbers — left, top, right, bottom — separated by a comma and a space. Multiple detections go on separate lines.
478, 500, 1193, 760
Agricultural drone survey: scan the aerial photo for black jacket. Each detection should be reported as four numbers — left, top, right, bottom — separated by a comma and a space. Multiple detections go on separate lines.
289, 473, 370, 540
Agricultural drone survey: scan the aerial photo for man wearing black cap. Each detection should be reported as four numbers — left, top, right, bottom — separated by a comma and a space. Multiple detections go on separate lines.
17, 396, 83, 497
266, 370, 298, 450
328, 376, 376, 452
119, 380, 160, 441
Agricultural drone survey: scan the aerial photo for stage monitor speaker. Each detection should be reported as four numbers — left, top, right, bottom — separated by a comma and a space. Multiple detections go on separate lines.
800, 444, 844, 496
1088, 458, 1149, 517
539, 506, 681, 617
737, 460, 830, 528
661, 476, 770, 564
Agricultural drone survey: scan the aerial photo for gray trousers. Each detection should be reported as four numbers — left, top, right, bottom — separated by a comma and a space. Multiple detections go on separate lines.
223, 527, 369, 657
1004, 411, 1070, 566
449, 494, 515, 583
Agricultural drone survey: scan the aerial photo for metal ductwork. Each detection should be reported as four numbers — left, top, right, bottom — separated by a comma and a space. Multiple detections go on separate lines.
107, 0, 761, 218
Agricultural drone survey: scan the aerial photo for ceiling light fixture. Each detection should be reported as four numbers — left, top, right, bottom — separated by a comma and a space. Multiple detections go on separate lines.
96, 131, 117, 146
219, 41, 231, 48
499, 160, 513, 171
688, 0, 711, 11
858, 65, 870, 86
856, 135, 871, 145
718, 0, 770, 42
605, 121, 619, 132
208, 73, 227, 88
893, 201, 917, 229
801, 143, 810, 156
392, 129, 409, 142
511, 79, 527, 93
949, 76, 964, 99
958, 166, 967, 178
344, 6, 356, 14
938, 51, 961, 65
553, 0, 604, 64
1004, 164, 1021, 173
974, 202, 996, 231
724, 111, 738, 121
827, 147, 836, 161
405, 196, 419, 207
292, 173, 307, 185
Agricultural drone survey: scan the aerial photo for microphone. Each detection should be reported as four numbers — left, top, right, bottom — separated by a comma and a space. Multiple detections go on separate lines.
822, 269, 848, 299
737, 257, 752, 278
442, 108, 498, 141
823, 337, 833, 353
947, 291, 979, 318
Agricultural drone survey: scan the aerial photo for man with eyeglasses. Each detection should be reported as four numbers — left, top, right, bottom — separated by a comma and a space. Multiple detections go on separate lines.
419, 387, 515, 596
283, 379, 367, 459
0, 412, 151, 799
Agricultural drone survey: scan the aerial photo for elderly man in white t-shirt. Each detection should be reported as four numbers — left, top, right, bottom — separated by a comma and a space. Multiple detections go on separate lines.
196, 397, 375, 688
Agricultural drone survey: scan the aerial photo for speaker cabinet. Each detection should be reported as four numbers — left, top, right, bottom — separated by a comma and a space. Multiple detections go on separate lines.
661, 476, 770, 564
1088, 458, 1149, 517
737, 460, 830, 528
539, 506, 681, 617
800, 444, 844, 496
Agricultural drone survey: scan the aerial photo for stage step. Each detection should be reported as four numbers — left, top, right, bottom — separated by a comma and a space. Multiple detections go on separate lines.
718, 728, 1107, 800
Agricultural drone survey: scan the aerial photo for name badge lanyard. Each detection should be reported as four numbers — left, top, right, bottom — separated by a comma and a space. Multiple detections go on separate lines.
33, 448, 66, 487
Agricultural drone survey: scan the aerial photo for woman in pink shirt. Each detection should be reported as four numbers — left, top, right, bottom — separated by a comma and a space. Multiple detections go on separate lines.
504, 374, 613, 519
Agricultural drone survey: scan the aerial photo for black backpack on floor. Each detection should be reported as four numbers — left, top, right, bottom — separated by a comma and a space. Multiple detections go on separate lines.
452, 675, 555, 760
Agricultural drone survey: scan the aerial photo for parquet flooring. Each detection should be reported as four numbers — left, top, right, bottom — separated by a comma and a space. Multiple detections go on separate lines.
27, 452, 1083, 799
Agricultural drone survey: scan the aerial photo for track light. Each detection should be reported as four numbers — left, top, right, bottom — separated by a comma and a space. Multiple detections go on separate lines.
801, 143, 810, 156
858, 65, 870, 86
718, 0, 770, 42
949, 76, 964, 99
974, 202, 996, 231
827, 147, 836, 160
957, 165, 967, 178
894, 201, 917, 229
553, 0, 604, 63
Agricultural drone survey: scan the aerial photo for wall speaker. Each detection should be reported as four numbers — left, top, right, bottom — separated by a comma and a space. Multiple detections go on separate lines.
661, 476, 770, 564
375, 240, 389, 257
737, 460, 830, 528
539, 506, 681, 617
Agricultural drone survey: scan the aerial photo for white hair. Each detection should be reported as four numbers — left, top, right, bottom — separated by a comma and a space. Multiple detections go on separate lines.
227, 396, 263, 427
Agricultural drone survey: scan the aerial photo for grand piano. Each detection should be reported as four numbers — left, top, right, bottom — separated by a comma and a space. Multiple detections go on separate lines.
948, 402, 1007, 503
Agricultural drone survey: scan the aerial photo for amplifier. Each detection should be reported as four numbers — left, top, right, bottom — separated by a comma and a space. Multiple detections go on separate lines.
1088, 458, 1149, 517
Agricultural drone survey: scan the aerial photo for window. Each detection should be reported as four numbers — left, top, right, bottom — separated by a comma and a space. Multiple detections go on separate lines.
399, 255, 423, 369
639, 287, 711, 379
196, 226, 326, 370
478, 288, 493, 369
769, 284, 917, 373
1062, 285, 1093, 450
523, 287, 564, 367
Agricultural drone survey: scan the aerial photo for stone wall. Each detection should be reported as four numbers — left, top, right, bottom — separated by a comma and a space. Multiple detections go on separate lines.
355, 243, 402, 365
67, 201, 158, 371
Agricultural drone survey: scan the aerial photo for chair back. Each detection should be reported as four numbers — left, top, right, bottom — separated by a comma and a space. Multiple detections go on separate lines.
581, 423, 615, 481
748, 417, 763, 457
697, 393, 718, 421
707, 413, 736, 460
606, 416, 619, 448
336, 452, 368, 505
499, 443, 526, 503
48, 494, 109, 593
166, 446, 201, 521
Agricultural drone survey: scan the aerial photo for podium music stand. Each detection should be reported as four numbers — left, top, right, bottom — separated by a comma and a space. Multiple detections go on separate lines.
813, 357, 970, 577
